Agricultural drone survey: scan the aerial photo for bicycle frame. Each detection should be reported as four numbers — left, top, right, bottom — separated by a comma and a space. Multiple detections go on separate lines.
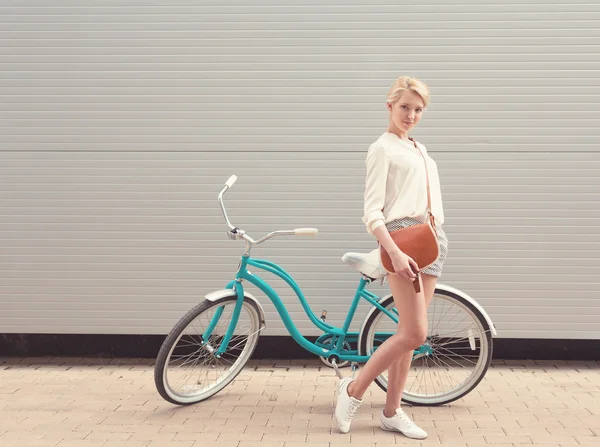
203, 175, 432, 363
208, 254, 400, 362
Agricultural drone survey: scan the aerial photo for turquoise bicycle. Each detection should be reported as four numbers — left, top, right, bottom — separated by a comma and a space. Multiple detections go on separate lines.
154, 175, 497, 406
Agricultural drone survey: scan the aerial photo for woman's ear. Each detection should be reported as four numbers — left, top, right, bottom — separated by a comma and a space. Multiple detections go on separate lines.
386, 102, 392, 111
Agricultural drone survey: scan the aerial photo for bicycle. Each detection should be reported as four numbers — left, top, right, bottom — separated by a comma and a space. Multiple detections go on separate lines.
154, 175, 497, 407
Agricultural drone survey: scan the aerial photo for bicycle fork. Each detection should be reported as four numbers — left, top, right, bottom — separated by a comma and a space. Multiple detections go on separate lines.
201, 282, 246, 358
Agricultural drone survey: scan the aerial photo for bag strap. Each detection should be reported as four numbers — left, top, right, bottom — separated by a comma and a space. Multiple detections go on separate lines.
408, 137, 435, 228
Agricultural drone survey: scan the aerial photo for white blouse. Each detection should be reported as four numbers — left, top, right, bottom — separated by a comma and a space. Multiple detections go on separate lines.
362, 132, 445, 235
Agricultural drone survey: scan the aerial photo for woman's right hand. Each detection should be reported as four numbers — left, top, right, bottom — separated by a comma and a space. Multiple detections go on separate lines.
390, 250, 419, 281
372, 225, 420, 281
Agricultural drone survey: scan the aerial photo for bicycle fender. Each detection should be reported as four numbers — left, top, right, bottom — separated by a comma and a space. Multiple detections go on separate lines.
205, 288, 267, 329
435, 283, 497, 336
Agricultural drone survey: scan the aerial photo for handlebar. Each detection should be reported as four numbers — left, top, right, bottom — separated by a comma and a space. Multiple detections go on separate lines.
217, 175, 319, 247
217, 175, 238, 231
224, 175, 237, 189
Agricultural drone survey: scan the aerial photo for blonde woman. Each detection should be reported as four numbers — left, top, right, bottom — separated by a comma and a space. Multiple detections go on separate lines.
334, 76, 448, 439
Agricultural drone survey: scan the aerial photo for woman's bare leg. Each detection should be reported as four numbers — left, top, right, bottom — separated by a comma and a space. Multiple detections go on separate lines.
347, 273, 428, 400
383, 274, 438, 416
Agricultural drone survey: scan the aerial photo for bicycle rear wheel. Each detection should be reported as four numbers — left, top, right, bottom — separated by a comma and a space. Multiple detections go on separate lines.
358, 288, 493, 406
154, 295, 263, 405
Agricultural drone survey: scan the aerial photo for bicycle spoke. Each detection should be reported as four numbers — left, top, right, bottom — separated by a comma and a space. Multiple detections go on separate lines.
429, 353, 459, 391
435, 346, 481, 363
431, 354, 465, 389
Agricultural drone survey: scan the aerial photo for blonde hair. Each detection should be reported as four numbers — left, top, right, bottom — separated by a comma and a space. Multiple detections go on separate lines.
386, 76, 430, 108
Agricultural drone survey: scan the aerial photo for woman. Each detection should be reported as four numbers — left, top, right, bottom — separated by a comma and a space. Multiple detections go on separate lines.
334, 76, 448, 439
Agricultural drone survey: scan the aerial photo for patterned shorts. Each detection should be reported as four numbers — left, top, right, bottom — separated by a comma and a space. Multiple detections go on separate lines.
385, 217, 449, 277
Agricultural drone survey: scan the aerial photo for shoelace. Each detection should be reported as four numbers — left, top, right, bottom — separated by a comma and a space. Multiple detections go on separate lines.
347, 400, 360, 419
396, 410, 418, 427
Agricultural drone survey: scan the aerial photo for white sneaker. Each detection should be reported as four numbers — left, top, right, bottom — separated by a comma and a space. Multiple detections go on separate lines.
334, 377, 362, 433
380, 408, 428, 439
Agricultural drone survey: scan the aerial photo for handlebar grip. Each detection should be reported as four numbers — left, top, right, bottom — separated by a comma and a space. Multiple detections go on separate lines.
294, 228, 319, 236
225, 175, 237, 188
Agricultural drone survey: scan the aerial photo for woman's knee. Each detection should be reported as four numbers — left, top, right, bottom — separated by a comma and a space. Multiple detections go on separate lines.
403, 326, 428, 349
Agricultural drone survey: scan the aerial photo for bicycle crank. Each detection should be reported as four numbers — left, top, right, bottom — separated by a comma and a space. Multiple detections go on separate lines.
329, 357, 344, 380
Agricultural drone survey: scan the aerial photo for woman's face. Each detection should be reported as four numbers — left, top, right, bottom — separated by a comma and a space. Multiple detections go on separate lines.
387, 90, 425, 133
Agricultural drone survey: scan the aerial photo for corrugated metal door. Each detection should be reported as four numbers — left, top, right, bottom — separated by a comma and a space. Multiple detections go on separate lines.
1, 1, 599, 340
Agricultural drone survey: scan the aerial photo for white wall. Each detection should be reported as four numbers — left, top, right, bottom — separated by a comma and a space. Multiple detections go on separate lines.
1, 0, 599, 339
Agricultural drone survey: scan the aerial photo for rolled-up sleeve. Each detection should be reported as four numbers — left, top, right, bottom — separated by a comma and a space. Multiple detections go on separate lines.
362, 143, 389, 234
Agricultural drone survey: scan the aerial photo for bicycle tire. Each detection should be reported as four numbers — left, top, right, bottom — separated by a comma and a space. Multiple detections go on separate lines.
154, 295, 262, 405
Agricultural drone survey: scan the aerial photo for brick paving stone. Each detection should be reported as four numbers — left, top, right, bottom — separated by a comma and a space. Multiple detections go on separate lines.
0, 358, 598, 446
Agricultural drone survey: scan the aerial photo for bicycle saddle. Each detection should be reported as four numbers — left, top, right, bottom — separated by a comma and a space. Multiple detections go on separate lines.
342, 247, 387, 280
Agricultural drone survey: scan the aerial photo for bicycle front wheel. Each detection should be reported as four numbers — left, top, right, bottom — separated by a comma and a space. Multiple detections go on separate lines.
358, 288, 493, 406
154, 295, 263, 405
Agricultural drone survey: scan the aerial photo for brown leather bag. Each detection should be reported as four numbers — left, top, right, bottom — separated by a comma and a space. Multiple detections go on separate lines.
379, 137, 440, 293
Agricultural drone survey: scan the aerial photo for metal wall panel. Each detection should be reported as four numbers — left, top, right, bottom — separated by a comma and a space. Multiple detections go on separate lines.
1, 0, 599, 340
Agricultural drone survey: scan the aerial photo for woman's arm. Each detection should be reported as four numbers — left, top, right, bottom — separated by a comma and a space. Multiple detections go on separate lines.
362, 143, 417, 280
362, 143, 389, 234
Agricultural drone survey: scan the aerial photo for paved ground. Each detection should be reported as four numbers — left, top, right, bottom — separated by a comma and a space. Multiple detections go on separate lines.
0, 357, 598, 447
